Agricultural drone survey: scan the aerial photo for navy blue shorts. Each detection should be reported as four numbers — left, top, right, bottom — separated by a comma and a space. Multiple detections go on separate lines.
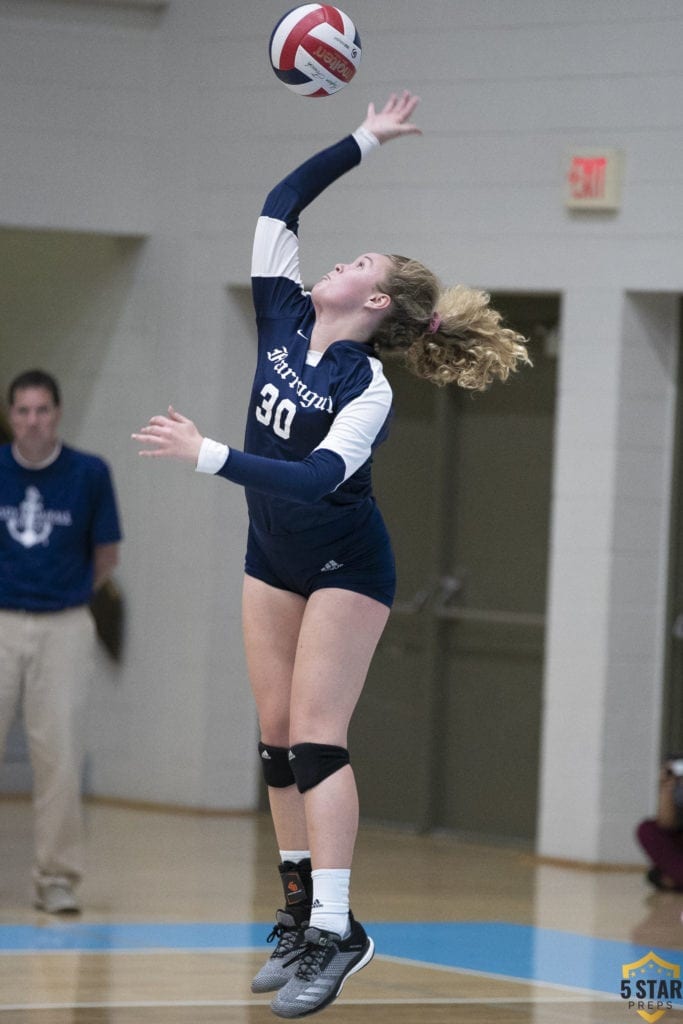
245, 504, 396, 608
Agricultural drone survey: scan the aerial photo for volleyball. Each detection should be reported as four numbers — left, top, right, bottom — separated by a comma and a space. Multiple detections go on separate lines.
269, 4, 361, 98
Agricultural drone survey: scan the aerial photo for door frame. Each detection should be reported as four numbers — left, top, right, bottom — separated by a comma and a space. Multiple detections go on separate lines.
662, 296, 683, 756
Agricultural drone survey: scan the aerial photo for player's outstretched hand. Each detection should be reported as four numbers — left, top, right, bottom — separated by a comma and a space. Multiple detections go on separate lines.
132, 406, 204, 464
361, 91, 421, 145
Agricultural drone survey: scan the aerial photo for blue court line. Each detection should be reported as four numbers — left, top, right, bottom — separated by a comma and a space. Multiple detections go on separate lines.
1, 920, 682, 1003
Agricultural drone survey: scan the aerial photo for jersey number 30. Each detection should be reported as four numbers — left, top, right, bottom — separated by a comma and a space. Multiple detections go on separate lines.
256, 383, 296, 439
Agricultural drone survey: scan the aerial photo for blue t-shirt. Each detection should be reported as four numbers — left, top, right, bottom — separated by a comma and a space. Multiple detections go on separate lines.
214, 133, 393, 537
0, 444, 122, 611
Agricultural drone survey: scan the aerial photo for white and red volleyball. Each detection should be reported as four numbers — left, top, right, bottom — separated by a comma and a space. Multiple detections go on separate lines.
269, 4, 361, 97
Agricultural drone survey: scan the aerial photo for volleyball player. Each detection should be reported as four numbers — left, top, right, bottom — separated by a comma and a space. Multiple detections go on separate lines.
133, 91, 529, 1018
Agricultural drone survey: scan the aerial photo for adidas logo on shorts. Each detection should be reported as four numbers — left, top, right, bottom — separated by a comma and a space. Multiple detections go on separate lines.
320, 559, 344, 572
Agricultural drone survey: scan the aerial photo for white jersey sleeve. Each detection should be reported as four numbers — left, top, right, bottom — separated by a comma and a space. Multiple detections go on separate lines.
314, 355, 392, 484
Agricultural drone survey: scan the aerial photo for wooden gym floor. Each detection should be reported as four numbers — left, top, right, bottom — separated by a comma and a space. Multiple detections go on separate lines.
1, 798, 682, 1023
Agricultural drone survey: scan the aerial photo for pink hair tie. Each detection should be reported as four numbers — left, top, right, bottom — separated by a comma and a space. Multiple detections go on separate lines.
428, 312, 442, 334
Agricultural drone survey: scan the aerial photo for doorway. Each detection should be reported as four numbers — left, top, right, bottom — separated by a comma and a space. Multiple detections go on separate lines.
663, 298, 683, 757
0, 227, 142, 795
351, 294, 559, 843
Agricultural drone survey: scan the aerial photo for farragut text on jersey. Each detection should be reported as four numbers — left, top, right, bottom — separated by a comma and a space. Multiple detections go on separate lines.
267, 347, 334, 413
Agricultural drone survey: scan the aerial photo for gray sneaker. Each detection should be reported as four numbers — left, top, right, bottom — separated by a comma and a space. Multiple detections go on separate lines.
34, 883, 80, 915
251, 909, 309, 993
270, 914, 374, 1018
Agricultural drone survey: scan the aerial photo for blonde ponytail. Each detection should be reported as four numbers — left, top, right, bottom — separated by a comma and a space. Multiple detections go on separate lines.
373, 257, 531, 390
405, 284, 531, 390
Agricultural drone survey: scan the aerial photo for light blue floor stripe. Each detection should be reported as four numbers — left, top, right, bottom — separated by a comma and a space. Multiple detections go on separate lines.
370, 923, 683, 1001
0, 921, 264, 953
1, 920, 682, 1003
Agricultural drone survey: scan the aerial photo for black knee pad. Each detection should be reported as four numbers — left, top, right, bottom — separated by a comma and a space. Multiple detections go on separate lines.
288, 742, 350, 794
258, 742, 296, 788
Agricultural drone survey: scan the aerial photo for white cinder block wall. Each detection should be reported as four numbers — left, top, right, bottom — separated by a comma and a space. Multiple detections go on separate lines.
1, 0, 682, 861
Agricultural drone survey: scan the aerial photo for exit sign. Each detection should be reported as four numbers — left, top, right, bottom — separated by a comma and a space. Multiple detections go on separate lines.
565, 149, 623, 210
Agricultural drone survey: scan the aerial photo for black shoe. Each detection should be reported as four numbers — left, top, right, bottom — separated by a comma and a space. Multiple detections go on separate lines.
270, 912, 374, 1018
251, 908, 309, 993
646, 867, 683, 892
252, 859, 313, 994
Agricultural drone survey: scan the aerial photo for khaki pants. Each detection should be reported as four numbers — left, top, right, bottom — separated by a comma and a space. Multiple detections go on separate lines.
0, 607, 95, 889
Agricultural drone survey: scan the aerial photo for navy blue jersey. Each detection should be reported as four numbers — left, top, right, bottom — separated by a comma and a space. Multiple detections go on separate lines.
0, 444, 122, 611
210, 132, 393, 536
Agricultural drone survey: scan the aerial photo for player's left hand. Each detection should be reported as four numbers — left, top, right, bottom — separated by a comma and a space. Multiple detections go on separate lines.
360, 91, 421, 145
132, 406, 204, 464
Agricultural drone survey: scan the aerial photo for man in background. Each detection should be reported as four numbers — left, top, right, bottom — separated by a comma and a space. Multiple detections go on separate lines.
0, 369, 122, 914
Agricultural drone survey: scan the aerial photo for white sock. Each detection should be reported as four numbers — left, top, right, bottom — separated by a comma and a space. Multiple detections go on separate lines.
279, 850, 311, 865
310, 868, 351, 938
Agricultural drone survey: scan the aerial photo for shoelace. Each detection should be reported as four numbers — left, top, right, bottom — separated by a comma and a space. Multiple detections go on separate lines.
266, 922, 303, 960
294, 939, 334, 981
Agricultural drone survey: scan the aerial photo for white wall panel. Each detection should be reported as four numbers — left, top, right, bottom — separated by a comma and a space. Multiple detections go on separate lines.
1, 0, 682, 840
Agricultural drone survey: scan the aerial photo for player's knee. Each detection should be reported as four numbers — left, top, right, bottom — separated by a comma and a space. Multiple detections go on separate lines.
288, 742, 350, 794
258, 742, 296, 788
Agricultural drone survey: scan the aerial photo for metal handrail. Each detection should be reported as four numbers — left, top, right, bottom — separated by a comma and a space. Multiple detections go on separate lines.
433, 606, 546, 628
391, 574, 545, 628
391, 585, 435, 616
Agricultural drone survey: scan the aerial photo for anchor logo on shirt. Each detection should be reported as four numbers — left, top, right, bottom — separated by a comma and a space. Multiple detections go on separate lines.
6, 486, 54, 548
